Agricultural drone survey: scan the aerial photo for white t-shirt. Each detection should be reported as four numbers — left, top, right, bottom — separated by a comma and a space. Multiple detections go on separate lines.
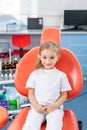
26, 68, 72, 108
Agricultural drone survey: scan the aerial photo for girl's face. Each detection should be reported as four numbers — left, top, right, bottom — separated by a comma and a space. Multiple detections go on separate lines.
40, 48, 59, 69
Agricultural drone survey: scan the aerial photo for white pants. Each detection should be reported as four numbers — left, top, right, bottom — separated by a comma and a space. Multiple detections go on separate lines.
22, 108, 64, 130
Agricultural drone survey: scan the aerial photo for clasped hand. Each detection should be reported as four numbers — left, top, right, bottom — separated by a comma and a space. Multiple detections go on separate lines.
35, 104, 56, 113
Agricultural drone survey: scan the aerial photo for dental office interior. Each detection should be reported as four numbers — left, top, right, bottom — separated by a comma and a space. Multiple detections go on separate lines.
0, 0, 87, 130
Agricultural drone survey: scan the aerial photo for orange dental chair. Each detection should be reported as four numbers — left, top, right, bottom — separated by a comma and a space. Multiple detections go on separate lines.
7, 28, 83, 130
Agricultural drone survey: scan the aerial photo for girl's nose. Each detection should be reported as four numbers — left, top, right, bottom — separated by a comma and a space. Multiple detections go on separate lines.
46, 59, 50, 63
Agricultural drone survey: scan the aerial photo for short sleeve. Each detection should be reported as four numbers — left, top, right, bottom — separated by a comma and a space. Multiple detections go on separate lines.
60, 74, 72, 92
26, 72, 35, 89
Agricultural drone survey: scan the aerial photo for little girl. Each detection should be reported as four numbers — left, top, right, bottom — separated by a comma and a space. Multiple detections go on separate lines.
22, 41, 72, 130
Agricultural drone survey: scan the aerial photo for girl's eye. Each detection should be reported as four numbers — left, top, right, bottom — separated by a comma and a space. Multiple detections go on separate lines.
43, 56, 47, 59
50, 56, 54, 59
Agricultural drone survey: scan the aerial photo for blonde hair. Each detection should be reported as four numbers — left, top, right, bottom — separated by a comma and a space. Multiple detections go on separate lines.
35, 41, 60, 69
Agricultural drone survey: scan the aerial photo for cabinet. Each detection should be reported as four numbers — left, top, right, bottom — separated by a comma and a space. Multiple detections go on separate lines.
61, 32, 87, 79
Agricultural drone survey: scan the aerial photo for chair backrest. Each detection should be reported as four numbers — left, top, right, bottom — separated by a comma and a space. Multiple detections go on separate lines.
14, 47, 83, 99
12, 34, 31, 48
40, 28, 60, 45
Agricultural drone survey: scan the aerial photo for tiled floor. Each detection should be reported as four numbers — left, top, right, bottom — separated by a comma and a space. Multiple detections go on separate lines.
2, 80, 87, 130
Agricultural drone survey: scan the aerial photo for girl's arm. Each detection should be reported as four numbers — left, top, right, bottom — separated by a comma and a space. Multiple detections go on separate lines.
53, 91, 67, 108
28, 88, 45, 113
45, 91, 67, 113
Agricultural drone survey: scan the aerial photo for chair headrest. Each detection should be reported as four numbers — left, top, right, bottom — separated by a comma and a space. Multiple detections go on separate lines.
40, 28, 60, 45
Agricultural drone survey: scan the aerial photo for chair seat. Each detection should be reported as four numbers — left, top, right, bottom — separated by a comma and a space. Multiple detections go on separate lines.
7, 108, 79, 130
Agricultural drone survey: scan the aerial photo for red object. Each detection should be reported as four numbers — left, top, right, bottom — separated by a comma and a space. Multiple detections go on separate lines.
12, 34, 31, 58
13, 50, 29, 56
0, 106, 8, 129
8, 28, 83, 130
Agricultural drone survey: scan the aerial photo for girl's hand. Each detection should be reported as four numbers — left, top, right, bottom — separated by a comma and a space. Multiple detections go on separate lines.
44, 104, 56, 113
35, 104, 45, 113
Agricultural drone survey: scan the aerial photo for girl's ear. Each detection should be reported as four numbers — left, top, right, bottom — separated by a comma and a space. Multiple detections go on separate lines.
38, 55, 40, 58
57, 54, 60, 61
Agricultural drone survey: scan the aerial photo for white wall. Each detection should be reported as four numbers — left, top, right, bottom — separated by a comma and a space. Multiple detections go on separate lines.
19, 0, 87, 28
